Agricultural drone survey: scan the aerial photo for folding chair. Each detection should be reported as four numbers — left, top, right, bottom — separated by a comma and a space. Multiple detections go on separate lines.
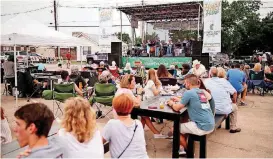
53, 83, 77, 116
159, 78, 177, 86
248, 70, 265, 95
89, 83, 116, 119
135, 75, 144, 86
265, 73, 273, 95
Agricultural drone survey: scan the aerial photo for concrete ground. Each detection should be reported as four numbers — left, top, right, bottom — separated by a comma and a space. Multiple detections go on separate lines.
1, 64, 273, 158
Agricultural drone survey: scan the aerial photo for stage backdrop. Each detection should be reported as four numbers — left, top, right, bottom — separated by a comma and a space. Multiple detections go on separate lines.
122, 57, 192, 68
202, 0, 222, 53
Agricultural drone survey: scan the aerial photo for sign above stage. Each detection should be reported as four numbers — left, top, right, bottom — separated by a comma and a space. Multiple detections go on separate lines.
152, 20, 202, 30
122, 57, 192, 68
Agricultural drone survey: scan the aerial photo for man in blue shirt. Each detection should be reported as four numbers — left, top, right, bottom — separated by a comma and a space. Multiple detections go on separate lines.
37, 62, 46, 72
205, 67, 241, 133
227, 64, 247, 106
167, 74, 214, 153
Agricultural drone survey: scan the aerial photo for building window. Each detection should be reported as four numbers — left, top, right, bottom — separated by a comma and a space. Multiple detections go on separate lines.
83, 46, 91, 55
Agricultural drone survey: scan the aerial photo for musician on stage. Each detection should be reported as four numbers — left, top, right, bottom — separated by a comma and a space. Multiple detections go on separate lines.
167, 39, 173, 56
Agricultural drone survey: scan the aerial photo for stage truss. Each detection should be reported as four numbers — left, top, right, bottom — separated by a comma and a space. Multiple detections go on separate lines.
117, 2, 203, 44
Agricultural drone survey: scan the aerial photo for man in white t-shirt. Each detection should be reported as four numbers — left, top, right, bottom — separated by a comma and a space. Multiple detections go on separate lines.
262, 52, 268, 67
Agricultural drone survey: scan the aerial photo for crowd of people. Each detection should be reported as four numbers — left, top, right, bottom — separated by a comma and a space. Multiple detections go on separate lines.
1, 56, 273, 158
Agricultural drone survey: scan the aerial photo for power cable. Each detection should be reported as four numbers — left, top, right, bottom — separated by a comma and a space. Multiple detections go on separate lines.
1, 6, 53, 16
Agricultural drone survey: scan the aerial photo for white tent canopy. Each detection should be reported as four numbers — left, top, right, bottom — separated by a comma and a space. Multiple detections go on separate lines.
1, 15, 92, 46
1, 15, 92, 107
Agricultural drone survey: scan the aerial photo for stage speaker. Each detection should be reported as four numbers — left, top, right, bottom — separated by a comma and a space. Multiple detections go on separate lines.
111, 42, 122, 56
192, 41, 203, 56
108, 54, 121, 68
191, 54, 210, 69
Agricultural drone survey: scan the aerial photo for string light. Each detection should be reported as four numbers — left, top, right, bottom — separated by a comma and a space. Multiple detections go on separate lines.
1, 6, 53, 16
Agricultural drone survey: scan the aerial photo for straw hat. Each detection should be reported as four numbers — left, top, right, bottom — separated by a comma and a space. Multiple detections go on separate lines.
192, 60, 201, 68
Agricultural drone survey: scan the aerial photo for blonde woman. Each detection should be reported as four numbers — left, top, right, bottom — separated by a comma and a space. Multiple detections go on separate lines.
253, 63, 262, 72
217, 67, 227, 79
58, 97, 104, 158
115, 74, 167, 138
144, 69, 162, 100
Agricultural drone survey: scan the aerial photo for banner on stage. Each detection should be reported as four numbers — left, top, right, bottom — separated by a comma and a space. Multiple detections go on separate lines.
122, 57, 192, 68
99, 8, 112, 53
202, 0, 222, 53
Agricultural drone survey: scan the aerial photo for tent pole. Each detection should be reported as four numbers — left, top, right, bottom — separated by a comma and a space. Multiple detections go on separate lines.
26, 46, 29, 67
120, 11, 123, 42
197, 3, 201, 41
14, 45, 18, 108
80, 46, 82, 69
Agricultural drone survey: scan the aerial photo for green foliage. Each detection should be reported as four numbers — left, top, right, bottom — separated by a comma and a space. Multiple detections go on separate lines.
135, 37, 142, 45
115, 32, 131, 44
145, 32, 158, 41
221, 0, 263, 55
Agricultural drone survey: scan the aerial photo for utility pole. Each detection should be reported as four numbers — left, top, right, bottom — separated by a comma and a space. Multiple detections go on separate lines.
54, 0, 58, 31
141, 0, 144, 43
53, 0, 60, 58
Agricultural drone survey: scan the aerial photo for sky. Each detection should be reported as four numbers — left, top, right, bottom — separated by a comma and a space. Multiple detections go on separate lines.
1, 0, 273, 40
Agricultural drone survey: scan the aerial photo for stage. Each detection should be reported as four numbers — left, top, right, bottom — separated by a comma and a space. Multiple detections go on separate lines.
121, 56, 192, 69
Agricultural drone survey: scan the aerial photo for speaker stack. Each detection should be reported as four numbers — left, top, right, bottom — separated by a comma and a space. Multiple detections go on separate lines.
190, 41, 210, 69
109, 42, 122, 67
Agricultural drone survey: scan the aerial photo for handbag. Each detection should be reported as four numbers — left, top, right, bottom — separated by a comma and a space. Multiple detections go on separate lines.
117, 120, 138, 158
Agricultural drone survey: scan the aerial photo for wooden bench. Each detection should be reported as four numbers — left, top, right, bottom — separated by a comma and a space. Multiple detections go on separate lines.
187, 114, 230, 158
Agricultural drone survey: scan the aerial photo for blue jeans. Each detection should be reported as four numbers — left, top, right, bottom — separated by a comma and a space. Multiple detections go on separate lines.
167, 46, 172, 55
155, 47, 160, 56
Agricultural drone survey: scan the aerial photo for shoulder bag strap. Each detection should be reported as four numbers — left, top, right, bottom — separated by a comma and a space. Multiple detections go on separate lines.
117, 120, 138, 158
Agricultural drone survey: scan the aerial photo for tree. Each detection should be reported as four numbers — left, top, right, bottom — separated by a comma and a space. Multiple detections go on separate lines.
145, 32, 158, 41
115, 32, 131, 44
221, 0, 262, 55
135, 37, 142, 45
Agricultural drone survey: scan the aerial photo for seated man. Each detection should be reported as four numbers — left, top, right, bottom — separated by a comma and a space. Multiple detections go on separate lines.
204, 67, 241, 133
167, 74, 215, 153
69, 66, 87, 88
13, 103, 67, 158
227, 63, 247, 106
60, 70, 83, 96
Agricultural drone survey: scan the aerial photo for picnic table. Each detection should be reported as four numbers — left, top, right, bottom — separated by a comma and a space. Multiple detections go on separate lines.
131, 95, 187, 158
1, 124, 60, 158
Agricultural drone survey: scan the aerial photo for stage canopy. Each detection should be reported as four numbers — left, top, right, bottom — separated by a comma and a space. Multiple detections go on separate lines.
117, 2, 202, 22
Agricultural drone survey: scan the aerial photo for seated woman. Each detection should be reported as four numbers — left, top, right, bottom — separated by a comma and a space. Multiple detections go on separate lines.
97, 61, 106, 75
143, 69, 162, 100
249, 63, 264, 80
102, 94, 149, 158
108, 61, 119, 79
157, 64, 173, 78
123, 63, 133, 74
58, 97, 104, 158
169, 65, 177, 77
244, 65, 251, 80
60, 70, 83, 96
69, 66, 87, 88
264, 66, 273, 82
115, 74, 166, 138
99, 70, 115, 85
